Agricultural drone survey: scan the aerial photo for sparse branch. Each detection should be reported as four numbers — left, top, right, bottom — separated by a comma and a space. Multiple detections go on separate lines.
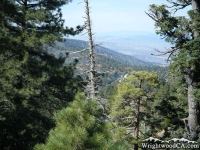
166, 0, 191, 8
145, 11, 159, 22
152, 46, 180, 61
68, 48, 88, 55
16, 0, 24, 5
166, 0, 191, 13
79, 32, 87, 37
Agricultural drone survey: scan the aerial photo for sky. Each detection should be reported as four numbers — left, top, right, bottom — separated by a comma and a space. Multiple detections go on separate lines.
62, 0, 190, 34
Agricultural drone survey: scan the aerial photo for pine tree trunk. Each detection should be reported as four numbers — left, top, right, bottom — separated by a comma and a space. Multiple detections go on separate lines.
134, 98, 140, 150
134, 81, 141, 150
187, 76, 199, 140
192, 0, 200, 11
186, 0, 200, 141
192, 0, 200, 37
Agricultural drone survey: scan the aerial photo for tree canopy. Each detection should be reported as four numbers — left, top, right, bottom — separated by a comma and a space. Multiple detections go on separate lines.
34, 92, 129, 150
147, 0, 200, 140
0, 0, 84, 149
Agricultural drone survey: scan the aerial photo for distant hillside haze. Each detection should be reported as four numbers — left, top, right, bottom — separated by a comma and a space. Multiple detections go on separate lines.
55, 38, 161, 66
49, 38, 169, 86
69, 30, 171, 65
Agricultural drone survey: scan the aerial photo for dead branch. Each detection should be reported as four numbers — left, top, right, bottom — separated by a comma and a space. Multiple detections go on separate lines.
145, 11, 159, 22
166, 0, 191, 13
68, 48, 88, 55
152, 46, 180, 61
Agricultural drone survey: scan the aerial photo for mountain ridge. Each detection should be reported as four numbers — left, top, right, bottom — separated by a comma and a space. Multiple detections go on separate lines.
54, 38, 162, 66
69, 30, 170, 65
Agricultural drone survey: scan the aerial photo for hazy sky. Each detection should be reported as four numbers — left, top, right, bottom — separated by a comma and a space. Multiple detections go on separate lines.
62, 0, 190, 34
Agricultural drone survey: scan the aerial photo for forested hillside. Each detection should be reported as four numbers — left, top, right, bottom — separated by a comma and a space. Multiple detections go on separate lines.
52, 39, 160, 66
1, 0, 200, 150
48, 39, 169, 85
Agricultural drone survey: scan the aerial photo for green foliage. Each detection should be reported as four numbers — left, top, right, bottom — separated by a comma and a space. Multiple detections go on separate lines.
34, 93, 130, 150
148, 4, 191, 44
148, 1, 200, 85
105, 70, 188, 143
109, 71, 160, 146
99, 84, 117, 100
171, 37, 200, 84
127, 71, 159, 87
54, 39, 169, 87
152, 83, 187, 139
0, 49, 84, 149
0, 0, 84, 149
99, 67, 168, 99
148, 0, 200, 140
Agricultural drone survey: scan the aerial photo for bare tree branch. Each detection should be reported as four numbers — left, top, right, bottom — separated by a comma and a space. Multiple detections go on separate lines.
145, 11, 159, 22
68, 48, 88, 55
152, 46, 180, 61
166, 0, 192, 13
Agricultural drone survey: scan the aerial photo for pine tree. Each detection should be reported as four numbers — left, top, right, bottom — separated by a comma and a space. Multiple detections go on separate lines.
110, 71, 159, 150
152, 82, 188, 139
34, 92, 129, 150
146, 0, 200, 140
0, 0, 84, 149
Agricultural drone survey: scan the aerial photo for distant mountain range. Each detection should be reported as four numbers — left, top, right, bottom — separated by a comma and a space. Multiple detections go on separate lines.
48, 38, 169, 85
53, 38, 162, 66
69, 30, 171, 65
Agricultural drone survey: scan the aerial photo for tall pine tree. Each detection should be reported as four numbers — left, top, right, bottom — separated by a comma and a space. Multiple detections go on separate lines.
146, 0, 200, 140
0, 0, 84, 149
110, 71, 159, 150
